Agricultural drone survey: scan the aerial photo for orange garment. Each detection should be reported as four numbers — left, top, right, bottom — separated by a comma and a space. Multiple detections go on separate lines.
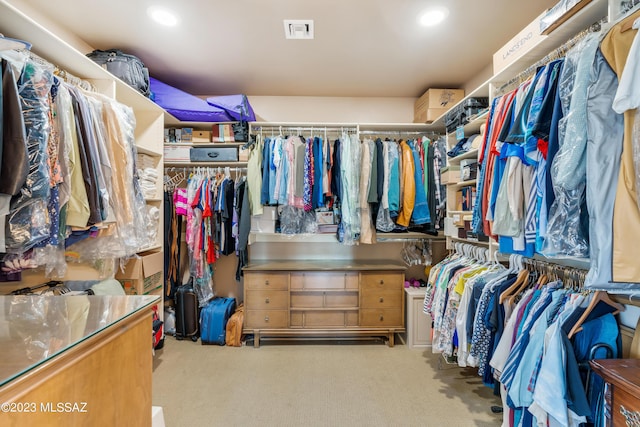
396, 140, 415, 227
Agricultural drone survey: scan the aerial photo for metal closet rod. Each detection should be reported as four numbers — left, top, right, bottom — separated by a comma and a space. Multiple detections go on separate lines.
254, 126, 357, 132
359, 130, 440, 136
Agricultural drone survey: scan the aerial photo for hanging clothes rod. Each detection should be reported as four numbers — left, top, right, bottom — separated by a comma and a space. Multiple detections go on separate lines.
254, 126, 357, 132
26, 50, 96, 92
359, 130, 440, 136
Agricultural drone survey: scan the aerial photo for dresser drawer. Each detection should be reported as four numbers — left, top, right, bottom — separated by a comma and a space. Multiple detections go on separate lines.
290, 310, 358, 328
290, 272, 358, 290
245, 290, 288, 310
360, 309, 403, 327
612, 386, 640, 426
360, 272, 403, 290
245, 310, 288, 329
244, 272, 289, 290
360, 290, 402, 309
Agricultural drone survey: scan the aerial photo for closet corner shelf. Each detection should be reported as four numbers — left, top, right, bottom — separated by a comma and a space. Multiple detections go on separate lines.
447, 149, 479, 164
446, 111, 489, 140
449, 179, 478, 187
144, 197, 162, 202
136, 146, 163, 157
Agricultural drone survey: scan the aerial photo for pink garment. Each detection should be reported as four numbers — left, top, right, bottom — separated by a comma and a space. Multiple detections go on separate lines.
174, 188, 188, 215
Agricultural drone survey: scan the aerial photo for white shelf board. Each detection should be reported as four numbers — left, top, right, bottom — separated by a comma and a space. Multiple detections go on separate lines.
164, 161, 247, 167
448, 149, 479, 164
136, 146, 163, 157
248, 231, 444, 245
164, 142, 245, 147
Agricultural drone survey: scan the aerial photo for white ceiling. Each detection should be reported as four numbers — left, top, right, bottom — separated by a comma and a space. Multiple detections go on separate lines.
15, 0, 558, 97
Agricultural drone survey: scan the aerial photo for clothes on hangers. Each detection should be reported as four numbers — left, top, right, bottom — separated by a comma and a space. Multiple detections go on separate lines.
426, 246, 621, 427
246, 131, 444, 244
0, 49, 152, 278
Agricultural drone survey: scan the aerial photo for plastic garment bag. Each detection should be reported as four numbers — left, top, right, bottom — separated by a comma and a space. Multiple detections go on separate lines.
5, 58, 54, 253
542, 34, 600, 258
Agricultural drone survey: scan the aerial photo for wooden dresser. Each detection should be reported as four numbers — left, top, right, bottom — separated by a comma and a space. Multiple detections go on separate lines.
243, 261, 405, 347
590, 359, 640, 427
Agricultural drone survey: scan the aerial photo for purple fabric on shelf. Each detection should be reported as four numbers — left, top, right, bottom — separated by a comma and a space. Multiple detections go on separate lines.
149, 77, 234, 122
206, 94, 256, 122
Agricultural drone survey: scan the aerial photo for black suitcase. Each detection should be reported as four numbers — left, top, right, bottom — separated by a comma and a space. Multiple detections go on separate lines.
174, 282, 199, 342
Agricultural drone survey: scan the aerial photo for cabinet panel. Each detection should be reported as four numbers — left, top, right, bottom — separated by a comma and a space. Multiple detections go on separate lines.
245, 310, 288, 328
346, 312, 359, 327
360, 290, 402, 309
360, 309, 403, 327
325, 292, 358, 308
290, 312, 303, 327
245, 290, 288, 310
290, 272, 358, 290
360, 272, 403, 290
244, 272, 289, 290
290, 293, 324, 308
304, 311, 347, 327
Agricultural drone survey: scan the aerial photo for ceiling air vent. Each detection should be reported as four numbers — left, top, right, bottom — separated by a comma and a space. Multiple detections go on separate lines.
283, 20, 314, 40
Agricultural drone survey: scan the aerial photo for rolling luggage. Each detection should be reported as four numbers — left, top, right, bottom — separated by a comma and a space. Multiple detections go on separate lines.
175, 282, 199, 342
200, 297, 236, 345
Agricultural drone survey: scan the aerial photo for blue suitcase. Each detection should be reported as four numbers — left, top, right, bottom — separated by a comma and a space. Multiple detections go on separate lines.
200, 297, 236, 345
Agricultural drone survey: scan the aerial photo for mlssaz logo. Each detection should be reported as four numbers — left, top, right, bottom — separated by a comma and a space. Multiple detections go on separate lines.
502, 32, 534, 60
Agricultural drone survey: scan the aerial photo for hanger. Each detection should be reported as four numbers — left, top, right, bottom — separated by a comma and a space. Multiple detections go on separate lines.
620, 10, 640, 33
567, 291, 625, 338
0, 34, 31, 51
499, 269, 530, 304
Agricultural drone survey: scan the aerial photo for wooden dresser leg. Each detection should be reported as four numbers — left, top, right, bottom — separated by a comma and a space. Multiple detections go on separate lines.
388, 332, 395, 347
254, 331, 260, 348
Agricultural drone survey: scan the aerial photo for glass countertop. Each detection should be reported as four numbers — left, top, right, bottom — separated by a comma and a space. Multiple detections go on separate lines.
0, 295, 159, 387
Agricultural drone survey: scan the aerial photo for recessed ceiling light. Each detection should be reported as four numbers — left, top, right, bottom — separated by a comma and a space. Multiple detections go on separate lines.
147, 6, 179, 26
418, 7, 449, 27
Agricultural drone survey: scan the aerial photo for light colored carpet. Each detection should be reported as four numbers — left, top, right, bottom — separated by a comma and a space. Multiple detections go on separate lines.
152, 338, 502, 427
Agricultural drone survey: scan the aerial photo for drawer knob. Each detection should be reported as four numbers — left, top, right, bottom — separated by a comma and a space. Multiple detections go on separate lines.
265, 298, 270, 304
379, 315, 384, 321
265, 280, 270, 286
264, 316, 270, 322
379, 279, 384, 285
379, 297, 384, 303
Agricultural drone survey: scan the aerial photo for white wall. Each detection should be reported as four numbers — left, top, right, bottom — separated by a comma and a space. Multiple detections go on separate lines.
247, 96, 416, 123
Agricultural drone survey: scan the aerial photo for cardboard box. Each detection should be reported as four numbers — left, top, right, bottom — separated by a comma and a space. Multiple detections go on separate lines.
493, 12, 547, 75
239, 146, 250, 162
192, 130, 211, 143
414, 89, 464, 123
440, 166, 460, 185
163, 146, 190, 162
250, 206, 278, 233
116, 251, 163, 295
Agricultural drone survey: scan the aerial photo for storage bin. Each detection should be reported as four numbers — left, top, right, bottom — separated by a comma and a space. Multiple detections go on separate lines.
190, 147, 238, 162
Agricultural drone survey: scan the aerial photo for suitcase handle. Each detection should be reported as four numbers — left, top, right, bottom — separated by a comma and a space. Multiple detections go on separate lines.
207, 152, 220, 158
